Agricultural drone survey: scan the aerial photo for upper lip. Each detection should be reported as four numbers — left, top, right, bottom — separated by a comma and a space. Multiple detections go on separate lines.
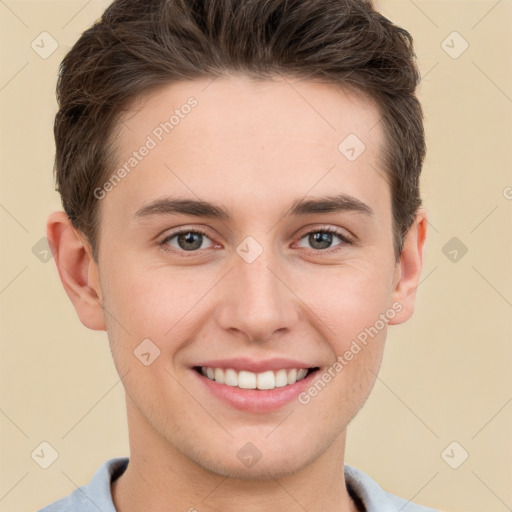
192, 357, 319, 373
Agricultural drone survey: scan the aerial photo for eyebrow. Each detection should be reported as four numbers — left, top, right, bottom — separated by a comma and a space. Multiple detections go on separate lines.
132, 193, 374, 221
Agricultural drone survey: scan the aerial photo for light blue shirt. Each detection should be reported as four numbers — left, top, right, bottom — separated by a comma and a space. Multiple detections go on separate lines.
38, 457, 440, 512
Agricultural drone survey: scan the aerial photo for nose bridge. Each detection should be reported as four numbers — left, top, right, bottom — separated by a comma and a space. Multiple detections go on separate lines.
218, 238, 298, 341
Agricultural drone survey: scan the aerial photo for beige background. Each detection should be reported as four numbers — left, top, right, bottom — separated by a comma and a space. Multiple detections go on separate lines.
1, 1, 511, 511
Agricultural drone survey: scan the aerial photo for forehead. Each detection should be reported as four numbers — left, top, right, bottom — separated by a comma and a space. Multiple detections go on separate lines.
103, 75, 389, 225
115, 74, 383, 152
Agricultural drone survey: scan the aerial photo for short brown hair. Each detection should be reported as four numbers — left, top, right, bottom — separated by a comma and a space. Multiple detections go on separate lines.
54, 0, 425, 262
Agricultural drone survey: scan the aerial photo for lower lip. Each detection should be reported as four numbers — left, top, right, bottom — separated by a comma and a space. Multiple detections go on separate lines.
191, 368, 320, 413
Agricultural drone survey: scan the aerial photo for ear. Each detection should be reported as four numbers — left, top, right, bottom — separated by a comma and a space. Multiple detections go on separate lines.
46, 211, 106, 331
388, 208, 428, 325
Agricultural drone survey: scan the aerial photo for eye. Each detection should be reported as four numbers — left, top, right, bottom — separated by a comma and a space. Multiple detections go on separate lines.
296, 227, 352, 252
158, 225, 352, 256
160, 228, 215, 254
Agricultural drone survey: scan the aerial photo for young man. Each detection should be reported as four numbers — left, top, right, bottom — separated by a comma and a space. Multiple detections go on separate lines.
41, 0, 437, 510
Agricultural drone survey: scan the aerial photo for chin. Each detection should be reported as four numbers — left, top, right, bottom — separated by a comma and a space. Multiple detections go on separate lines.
198, 454, 310, 481
180, 434, 322, 481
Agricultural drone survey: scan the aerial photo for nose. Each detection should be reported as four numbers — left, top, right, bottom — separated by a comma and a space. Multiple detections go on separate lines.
216, 243, 300, 343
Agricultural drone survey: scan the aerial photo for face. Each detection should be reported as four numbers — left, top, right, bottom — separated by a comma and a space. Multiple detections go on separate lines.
77, 75, 419, 479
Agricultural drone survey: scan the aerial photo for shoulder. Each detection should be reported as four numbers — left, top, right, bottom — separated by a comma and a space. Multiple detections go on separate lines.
37, 457, 129, 512
344, 464, 441, 512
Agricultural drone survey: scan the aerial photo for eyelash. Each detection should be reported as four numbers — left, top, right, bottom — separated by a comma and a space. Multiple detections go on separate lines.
158, 226, 352, 256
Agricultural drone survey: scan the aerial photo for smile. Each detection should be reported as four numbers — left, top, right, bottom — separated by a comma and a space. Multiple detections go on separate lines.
194, 366, 319, 390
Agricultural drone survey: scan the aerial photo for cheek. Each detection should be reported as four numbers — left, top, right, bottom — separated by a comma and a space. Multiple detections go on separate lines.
296, 259, 395, 345
104, 258, 210, 339
101, 260, 225, 385
291, 261, 391, 405
102, 248, 394, 363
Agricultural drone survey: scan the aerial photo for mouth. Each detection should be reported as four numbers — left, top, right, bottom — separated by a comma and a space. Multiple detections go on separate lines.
191, 365, 321, 413
192, 366, 320, 390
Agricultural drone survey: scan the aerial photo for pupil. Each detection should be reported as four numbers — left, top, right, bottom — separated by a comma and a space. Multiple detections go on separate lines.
179, 232, 202, 251
176, 231, 333, 252
311, 232, 332, 250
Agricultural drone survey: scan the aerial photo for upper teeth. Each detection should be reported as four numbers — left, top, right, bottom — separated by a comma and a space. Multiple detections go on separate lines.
200, 367, 309, 390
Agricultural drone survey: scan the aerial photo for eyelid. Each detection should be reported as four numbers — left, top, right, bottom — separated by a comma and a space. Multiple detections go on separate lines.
158, 223, 353, 255
293, 225, 353, 254
158, 226, 216, 254
295, 224, 353, 242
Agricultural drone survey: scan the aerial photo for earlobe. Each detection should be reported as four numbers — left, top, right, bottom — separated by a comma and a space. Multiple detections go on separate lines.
388, 208, 428, 325
46, 211, 106, 331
